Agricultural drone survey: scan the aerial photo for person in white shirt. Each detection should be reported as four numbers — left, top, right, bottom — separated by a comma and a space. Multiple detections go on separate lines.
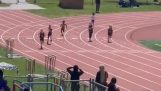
91, 12, 95, 26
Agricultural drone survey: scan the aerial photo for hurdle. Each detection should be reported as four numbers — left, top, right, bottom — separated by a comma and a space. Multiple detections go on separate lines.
45, 55, 56, 75
25, 58, 36, 82
5, 38, 14, 58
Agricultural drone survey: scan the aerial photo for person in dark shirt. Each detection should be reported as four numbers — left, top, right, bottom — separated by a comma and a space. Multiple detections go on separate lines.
47, 25, 53, 45
107, 25, 113, 43
108, 77, 120, 91
67, 65, 84, 91
39, 29, 45, 49
60, 20, 67, 36
95, 0, 100, 13
0, 70, 5, 90
95, 65, 108, 91
0, 70, 3, 78
88, 22, 93, 42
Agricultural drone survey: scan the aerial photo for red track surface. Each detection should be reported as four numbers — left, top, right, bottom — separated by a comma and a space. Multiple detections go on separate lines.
1, 10, 161, 91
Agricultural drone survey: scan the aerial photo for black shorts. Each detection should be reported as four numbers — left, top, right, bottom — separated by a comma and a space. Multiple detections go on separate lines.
92, 20, 94, 23
48, 33, 52, 37
40, 38, 44, 42
108, 35, 112, 38
61, 28, 65, 32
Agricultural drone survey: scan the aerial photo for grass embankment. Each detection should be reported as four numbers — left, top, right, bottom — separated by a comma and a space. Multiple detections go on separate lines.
0, 48, 49, 90
26, 0, 161, 18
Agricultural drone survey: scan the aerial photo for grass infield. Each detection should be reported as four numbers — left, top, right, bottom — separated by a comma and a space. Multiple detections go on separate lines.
26, 0, 161, 18
139, 40, 161, 52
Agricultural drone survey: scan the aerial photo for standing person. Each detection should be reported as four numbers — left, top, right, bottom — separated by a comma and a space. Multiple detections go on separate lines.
95, 65, 108, 91
108, 77, 120, 91
107, 25, 113, 43
0, 70, 3, 78
0, 70, 5, 90
47, 25, 53, 45
67, 65, 84, 91
95, 0, 100, 13
91, 12, 95, 26
88, 22, 93, 42
39, 29, 45, 49
60, 20, 67, 36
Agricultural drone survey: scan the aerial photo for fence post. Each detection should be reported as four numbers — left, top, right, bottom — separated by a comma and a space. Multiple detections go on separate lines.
89, 78, 92, 91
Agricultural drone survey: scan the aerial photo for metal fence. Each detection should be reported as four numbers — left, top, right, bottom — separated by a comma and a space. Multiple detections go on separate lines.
6, 74, 108, 91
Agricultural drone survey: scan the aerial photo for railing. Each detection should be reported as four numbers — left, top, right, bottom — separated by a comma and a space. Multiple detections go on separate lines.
13, 80, 64, 91
60, 79, 108, 91
8, 72, 109, 91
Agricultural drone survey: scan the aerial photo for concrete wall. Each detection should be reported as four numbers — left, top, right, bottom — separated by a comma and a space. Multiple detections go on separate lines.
1, 0, 26, 4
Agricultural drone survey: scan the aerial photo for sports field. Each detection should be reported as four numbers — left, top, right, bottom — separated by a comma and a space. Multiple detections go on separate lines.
1, 10, 161, 91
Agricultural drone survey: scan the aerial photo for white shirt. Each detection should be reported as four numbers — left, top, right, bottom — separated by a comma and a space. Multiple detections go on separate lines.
91, 15, 95, 21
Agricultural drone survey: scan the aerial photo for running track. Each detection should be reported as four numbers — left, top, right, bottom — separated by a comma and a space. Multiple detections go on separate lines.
1, 10, 161, 91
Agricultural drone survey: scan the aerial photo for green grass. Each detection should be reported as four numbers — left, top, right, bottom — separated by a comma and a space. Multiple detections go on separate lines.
26, 0, 161, 18
0, 3, 10, 7
0, 48, 89, 91
0, 47, 49, 90
139, 40, 161, 52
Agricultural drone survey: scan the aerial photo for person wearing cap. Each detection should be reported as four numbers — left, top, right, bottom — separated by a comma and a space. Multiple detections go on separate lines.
95, 65, 108, 91
67, 65, 84, 91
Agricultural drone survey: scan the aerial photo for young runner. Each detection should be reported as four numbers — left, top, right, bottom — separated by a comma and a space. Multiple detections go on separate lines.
107, 25, 113, 43
47, 25, 53, 45
60, 20, 67, 36
91, 12, 95, 26
39, 29, 45, 49
88, 22, 93, 42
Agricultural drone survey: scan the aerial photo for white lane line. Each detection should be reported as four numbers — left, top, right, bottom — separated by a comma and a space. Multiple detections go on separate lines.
72, 38, 78, 40
26, 38, 33, 40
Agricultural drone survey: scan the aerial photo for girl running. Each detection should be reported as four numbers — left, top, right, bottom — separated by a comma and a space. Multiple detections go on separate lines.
107, 25, 113, 43
60, 20, 67, 36
39, 29, 45, 49
47, 25, 53, 45
88, 22, 93, 42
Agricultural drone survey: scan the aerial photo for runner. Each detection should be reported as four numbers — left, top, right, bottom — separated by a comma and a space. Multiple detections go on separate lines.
60, 20, 67, 36
91, 12, 95, 26
107, 25, 113, 43
47, 25, 53, 45
88, 22, 93, 42
39, 29, 45, 49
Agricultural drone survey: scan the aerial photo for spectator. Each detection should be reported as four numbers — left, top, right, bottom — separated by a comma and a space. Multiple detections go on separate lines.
0, 70, 5, 90
108, 77, 120, 91
0, 80, 10, 91
95, 65, 108, 91
0, 69, 3, 78
67, 65, 84, 91
95, 0, 100, 13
